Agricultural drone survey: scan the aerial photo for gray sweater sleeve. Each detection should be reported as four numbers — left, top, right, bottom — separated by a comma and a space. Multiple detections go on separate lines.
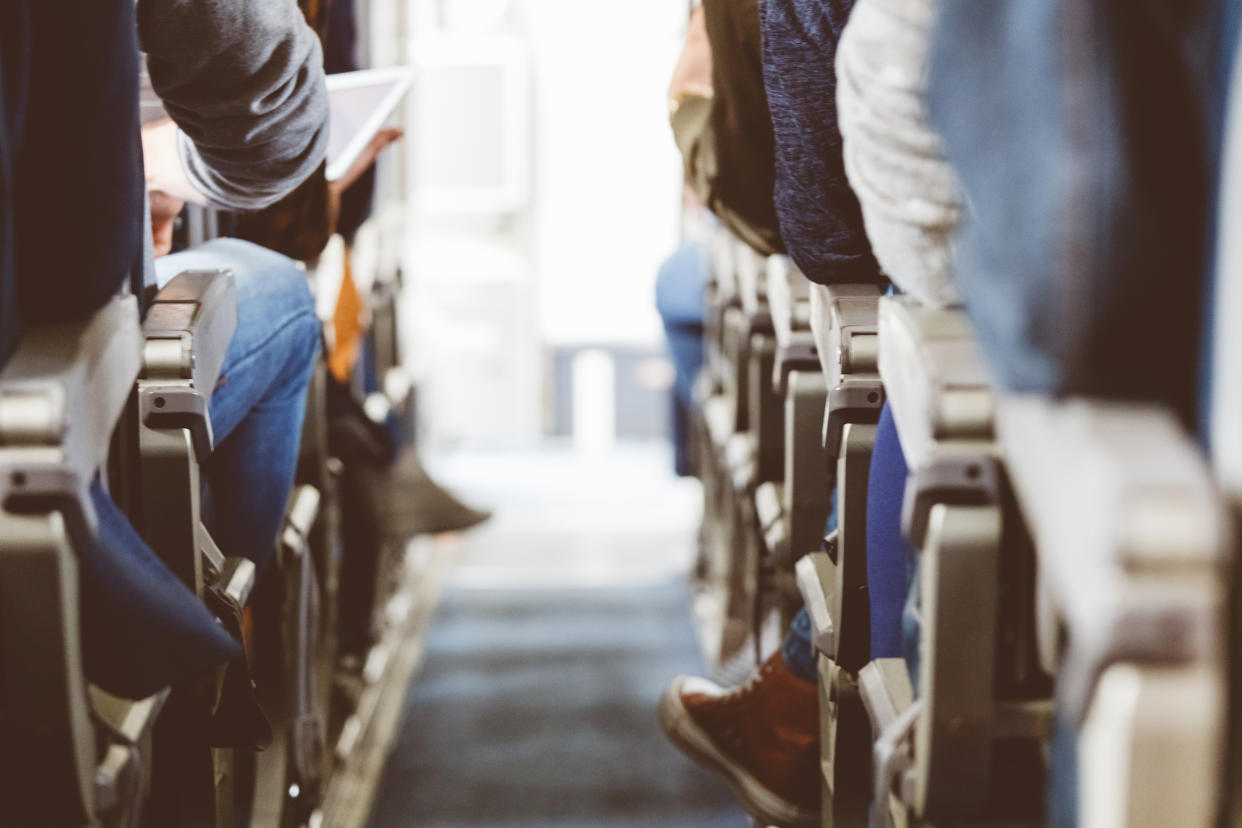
137, 0, 328, 210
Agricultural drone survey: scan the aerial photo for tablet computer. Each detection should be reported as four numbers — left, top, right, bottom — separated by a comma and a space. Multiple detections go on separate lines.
325, 66, 416, 181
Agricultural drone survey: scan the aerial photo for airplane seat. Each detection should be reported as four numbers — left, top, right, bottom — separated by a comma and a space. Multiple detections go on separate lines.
794, 281, 884, 827
756, 256, 828, 639
134, 267, 331, 827
693, 228, 765, 670
998, 399, 1228, 828
0, 292, 238, 826
862, 296, 1050, 828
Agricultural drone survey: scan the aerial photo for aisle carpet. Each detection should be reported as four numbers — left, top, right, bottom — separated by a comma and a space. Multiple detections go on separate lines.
366, 445, 748, 828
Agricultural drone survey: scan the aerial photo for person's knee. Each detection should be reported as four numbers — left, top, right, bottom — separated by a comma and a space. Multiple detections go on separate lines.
200, 237, 320, 365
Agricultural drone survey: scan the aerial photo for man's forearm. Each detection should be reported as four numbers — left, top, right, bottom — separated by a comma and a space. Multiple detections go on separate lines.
138, 0, 329, 210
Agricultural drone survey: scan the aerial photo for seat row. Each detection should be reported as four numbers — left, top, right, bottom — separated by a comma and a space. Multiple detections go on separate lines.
690, 226, 1234, 827
0, 250, 420, 827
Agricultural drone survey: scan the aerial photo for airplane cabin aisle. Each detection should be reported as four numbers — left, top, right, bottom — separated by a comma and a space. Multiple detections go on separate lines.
365, 443, 749, 828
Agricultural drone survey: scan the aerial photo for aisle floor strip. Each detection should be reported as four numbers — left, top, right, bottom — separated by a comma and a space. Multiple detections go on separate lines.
320, 536, 460, 828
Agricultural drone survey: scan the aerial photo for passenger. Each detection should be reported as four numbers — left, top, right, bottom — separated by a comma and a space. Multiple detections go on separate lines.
139, 0, 328, 575
660, 0, 951, 823
233, 0, 490, 541
661, 0, 786, 476
655, 236, 711, 477
230, 0, 403, 263
668, 2, 785, 257
926, 0, 1231, 426
834, 0, 966, 682
835, 0, 961, 308
758, 0, 882, 289
661, 1, 874, 825
3, 0, 328, 698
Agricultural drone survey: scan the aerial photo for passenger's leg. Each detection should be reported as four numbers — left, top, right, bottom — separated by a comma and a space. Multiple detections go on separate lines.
659, 574, 824, 825
780, 608, 818, 684
866, 403, 915, 663
656, 242, 709, 476
663, 322, 705, 476
155, 238, 321, 573
659, 639, 820, 827
81, 479, 241, 699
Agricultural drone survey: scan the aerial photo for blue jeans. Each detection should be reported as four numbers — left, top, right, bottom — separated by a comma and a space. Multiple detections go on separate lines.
155, 238, 321, 573
928, 4, 1240, 821
656, 242, 710, 476
781, 497, 838, 684
927, 0, 1236, 427
85, 480, 241, 698
78, 239, 320, 699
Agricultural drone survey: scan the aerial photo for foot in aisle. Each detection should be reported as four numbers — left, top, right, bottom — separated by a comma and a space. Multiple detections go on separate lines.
659, 652, 820, 828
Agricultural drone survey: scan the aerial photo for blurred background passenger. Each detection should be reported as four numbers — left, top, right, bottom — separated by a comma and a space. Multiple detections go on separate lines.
655, 232, 711, 477
669, 2, 785, 257
658, 0, 786, 477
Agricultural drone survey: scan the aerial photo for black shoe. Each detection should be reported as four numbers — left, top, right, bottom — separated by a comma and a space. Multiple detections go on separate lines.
382, 448, 491, 538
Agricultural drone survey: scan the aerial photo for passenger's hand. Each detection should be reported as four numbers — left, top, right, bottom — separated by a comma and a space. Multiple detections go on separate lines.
149, 190, 185, 258
141, 118, 207, 206
668, 6, 713, 105
329, 127, 405, 195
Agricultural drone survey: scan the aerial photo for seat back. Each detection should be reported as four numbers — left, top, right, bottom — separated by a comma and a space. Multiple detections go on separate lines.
2, 0, 145, 334
1000, 399, 1228, 828
869, 297, 1048, 825
793, 282, 886, 826
0, 3, 192, 821
135, 270, 237, 590
0, 294, 143, 823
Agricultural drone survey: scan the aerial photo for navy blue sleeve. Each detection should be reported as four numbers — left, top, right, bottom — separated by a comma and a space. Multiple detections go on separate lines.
760, 0, 884, 286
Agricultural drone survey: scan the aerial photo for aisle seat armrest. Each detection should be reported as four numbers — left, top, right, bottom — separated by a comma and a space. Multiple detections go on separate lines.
0, 294, 142, 539
703, 395, 734, 452
734, 240, 768, 317
140, 270, 238, 461
997, 397, 1230, 722
725, 432, 758, 495
88, 685, 170, 746
279, 484, 322, 567
710, 230, 740, 302
809, 284, 880, 388
796, 551, 837, 658
785, 371, 833, 558
765, 255, 811, 350
755, 480, 788, 560
877, 297, 994, 471
774, 333, 820, 397
859, 659, 914, 734
0, 293, 143, 824
754, 481, 785, 533
810, 285, 884, 457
